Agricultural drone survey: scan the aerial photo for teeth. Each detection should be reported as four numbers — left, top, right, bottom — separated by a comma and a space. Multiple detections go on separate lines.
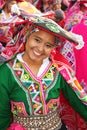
34, 51, 41, 56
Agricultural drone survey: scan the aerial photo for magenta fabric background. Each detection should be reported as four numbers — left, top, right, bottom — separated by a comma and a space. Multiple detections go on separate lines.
72, 19, 87, 89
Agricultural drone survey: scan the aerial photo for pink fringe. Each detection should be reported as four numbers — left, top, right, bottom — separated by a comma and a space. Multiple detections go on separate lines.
7, 123, 27, 130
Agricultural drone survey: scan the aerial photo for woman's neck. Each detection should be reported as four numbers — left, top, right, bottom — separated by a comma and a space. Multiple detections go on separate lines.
22, 54, 43, 76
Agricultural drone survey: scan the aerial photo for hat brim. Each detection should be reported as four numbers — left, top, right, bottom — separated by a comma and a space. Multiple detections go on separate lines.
29, 16, 79, 44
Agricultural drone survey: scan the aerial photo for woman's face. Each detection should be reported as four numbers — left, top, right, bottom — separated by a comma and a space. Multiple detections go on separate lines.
23, 29, 56, 64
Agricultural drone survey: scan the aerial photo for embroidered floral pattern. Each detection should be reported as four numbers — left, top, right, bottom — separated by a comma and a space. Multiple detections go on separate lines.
11, 101, 28, 116
47, 99, 59, 113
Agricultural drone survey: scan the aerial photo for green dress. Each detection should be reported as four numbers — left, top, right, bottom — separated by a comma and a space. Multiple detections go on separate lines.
0, 56, 87, 130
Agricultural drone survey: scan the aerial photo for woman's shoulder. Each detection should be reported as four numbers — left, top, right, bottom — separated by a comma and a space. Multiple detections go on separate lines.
0, 61, 8, 68
0, 62, 11, 74
0, 58, 15, 74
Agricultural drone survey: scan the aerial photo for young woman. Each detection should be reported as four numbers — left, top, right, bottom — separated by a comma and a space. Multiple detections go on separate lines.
0, 15, 87, 130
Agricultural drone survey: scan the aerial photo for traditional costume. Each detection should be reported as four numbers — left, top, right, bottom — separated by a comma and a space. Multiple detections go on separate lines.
0, 15, 87, 130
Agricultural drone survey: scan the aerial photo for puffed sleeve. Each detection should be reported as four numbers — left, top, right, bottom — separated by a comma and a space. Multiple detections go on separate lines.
59, 73, 87, 122
0, 63, 12, 130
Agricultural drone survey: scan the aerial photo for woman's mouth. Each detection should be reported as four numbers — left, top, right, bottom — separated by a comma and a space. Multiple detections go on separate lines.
33, 50, 42, 56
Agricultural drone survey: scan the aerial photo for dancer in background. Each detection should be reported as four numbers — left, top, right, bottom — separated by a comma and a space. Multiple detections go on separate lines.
0, 0, 24, 21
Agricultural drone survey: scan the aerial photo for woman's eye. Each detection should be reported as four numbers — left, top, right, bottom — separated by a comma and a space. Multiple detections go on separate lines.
35, 38, 40, 43
46, 44, 53, 48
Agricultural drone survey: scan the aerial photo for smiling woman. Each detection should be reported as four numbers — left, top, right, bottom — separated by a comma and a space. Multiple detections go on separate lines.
0, 15, 87, 130
22, 29, 56, 76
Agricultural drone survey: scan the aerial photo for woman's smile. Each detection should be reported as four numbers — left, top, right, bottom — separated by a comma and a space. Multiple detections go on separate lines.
33, 50, 42, 56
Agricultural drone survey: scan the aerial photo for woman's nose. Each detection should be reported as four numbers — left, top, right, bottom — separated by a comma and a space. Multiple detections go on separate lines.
38, 43, 44, 52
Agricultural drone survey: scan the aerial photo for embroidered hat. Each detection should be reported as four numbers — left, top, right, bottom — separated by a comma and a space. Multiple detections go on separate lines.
27, 15, 79, 44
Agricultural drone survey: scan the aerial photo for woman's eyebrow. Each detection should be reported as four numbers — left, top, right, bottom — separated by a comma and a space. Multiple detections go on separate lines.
34, 35, 42, 40
34, 35, 55, 46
